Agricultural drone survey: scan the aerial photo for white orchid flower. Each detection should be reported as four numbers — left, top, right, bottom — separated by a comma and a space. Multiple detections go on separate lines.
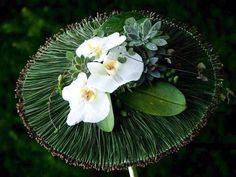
76, 32, 126, 61
62, 73, 110, 126
87, 46, 144, 93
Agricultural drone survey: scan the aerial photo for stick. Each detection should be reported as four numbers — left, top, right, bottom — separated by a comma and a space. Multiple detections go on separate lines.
128, 166, 138, 177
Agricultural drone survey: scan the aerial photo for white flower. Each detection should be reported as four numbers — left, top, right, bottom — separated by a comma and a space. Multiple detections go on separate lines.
87, 46, 144, 93
76, 32, 126, 61
62, 73, 110, 126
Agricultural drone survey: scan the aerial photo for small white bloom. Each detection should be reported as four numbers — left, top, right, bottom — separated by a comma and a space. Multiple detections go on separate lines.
76, 32, 126, 61
62, 73, 110, 126
87, 46, 144, 93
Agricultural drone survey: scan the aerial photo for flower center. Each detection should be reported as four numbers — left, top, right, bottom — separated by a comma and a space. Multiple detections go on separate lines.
103, 60, 120, 75
88, 42, 102, 58
80, 86, 96, 102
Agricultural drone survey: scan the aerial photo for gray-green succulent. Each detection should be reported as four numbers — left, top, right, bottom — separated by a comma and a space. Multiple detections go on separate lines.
123, 17, 169, 51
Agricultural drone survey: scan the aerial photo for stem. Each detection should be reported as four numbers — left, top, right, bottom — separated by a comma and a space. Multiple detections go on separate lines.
128, 166, 138, 177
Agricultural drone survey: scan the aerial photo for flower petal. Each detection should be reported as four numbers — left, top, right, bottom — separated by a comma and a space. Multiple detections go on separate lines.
76, 37, 104, 58
117, 52, 144, 82
62, 73, 86, 100
94, 53, 107, 62
87, 62, 107, 75
76, 41, 91, 57
62, 72, 110, 125
62, 73, 87, 109
103, 32, 126, 51
88, 74, 120, 93
66, 103, 85, 126
82, 92, 110, 123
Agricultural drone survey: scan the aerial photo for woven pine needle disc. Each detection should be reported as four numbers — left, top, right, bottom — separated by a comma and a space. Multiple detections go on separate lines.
16, 11, 222, 171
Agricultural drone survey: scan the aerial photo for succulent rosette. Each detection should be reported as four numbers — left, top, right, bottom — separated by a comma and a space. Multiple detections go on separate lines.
16, 11, 222, 171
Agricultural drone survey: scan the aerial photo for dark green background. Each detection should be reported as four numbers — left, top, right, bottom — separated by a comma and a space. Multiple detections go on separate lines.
1, 0, 235, 177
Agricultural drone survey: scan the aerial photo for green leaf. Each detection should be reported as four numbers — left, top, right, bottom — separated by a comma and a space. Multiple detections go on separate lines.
149, 57, 159, 64
119, 82, 187, 116
127, 33, 139, 40
152, 38, 167, 46
128, 40, 143, 47
66, 51, 75, 61
75, 56, 86, 65
123, 25, 133, 34
159, 35, 170, 40
100, 12, 144, 34
145, 42, 158, 51
97, 95, 114, 132
125, 17, 136, 25
141, 18, 152, 37
150, 71, 161, 78
93, 29, 104, 37
145, 30, 157, 39
151, 21, 161, 31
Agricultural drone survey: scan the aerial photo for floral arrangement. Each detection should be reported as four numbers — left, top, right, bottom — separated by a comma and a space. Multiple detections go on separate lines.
16, 11, 224, 171
58, 17, 187, 132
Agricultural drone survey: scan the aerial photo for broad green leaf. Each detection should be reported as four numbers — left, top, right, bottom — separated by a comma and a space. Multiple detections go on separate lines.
119, 82, 187, 116
97, 95, 114, 132
100, 12, 144, 34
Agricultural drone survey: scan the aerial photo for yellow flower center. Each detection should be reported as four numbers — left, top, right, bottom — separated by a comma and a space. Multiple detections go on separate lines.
103, 60, 120, 75
88, 42, 102, 58
80, 86, 96, 102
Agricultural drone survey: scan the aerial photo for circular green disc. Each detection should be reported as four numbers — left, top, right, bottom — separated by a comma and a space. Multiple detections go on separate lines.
16, 11, 222, 171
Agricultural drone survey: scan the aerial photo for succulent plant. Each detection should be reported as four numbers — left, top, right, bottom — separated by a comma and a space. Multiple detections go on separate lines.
123, 17, 169, 51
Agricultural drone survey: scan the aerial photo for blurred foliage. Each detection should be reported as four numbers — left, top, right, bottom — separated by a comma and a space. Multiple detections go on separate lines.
0, 0, 235, 177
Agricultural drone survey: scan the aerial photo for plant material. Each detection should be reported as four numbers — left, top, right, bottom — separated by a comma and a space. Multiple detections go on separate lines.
197, 62, 208, 81
124, 17, 168, 50
97, 95, 115, 132
87, 46, 144, 93
16, 11, 222, 171
142, 56, 168, 81
119, 82, 186, 116
61, 72, 111, 125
